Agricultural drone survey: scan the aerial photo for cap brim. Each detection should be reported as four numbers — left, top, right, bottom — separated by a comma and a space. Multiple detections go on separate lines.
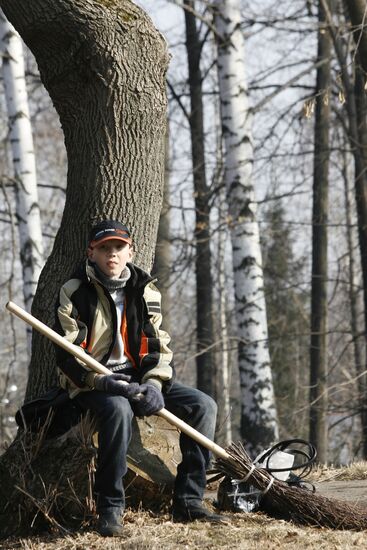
89, 236, 132, 247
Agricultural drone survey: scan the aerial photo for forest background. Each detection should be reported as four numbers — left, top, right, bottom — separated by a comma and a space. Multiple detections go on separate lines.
0, 0, 365, 468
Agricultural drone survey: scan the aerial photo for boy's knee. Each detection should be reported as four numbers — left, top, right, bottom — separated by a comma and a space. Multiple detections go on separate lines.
193, 391, 217, 439
194, 391, 217, 423
102, 395, 134, 422
201, 393, 217, 417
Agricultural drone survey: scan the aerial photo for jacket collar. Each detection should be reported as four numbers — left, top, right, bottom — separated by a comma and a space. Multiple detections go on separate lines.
72, 260, 153, 289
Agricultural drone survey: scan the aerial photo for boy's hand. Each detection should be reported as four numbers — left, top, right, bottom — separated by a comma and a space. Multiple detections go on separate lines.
131, 383, 165, 417
94, 373, 141, 398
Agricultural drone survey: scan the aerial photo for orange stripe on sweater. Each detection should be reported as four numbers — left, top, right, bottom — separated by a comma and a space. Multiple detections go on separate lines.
121, 305, 136, 368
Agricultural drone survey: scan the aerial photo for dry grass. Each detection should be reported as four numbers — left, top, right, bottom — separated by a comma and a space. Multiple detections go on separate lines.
2, 509, 367, 550
310, 461, 367, 482
3, 463, 367, 549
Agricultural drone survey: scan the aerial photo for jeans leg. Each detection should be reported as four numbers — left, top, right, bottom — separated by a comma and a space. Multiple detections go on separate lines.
164, 382, 217, 505
74, 391, 133, 512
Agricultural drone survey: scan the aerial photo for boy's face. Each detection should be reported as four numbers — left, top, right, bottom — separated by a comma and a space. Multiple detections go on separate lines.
88, 239, 133, 279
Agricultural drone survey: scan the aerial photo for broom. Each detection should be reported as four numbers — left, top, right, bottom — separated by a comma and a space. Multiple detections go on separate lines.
6, 301, 367, 530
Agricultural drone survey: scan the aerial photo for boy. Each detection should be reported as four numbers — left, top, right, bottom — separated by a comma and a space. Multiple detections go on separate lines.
55, 219, 222, 536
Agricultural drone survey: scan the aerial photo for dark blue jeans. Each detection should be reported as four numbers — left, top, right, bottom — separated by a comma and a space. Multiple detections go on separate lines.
74, 382, 217, 512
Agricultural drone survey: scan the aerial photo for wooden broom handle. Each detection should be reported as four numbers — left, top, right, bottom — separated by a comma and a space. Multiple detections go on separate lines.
6, 301, 229, 460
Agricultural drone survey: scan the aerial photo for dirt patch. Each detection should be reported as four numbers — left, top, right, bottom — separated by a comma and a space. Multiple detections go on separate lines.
315, 479, 367, 508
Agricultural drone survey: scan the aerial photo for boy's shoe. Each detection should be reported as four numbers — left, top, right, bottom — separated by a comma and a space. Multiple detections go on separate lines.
172, 501, 228, 524
97, 508, 124, 537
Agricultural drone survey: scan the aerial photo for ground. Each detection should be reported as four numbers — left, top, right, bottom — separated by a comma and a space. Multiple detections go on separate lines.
1, 474, 367, 550
1, 508, 367, 550
315, 478, 367, 508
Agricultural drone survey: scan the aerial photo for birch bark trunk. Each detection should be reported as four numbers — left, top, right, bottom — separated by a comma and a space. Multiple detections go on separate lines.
0, 13, 44, 324
0, 0, 169, 399
214, 0, 278, 453
216, 191, 232, 446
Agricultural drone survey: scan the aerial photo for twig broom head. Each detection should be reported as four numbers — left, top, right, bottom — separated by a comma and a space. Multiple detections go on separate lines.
214, 442, 367, 531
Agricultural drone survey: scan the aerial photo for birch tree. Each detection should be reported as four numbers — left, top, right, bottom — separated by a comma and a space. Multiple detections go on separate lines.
0, 13, 44, 321
215, 190, 232, 445
213, 0, 278, 453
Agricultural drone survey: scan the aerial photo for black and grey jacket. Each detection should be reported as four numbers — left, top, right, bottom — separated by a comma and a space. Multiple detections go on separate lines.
54, 261, 174, 398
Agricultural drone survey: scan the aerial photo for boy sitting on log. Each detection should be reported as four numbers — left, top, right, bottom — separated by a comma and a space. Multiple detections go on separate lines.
54, 219, 222, 536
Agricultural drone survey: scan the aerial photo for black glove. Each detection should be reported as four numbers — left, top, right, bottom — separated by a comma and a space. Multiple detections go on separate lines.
131, 383, 165, 417
94, 373, 141, 399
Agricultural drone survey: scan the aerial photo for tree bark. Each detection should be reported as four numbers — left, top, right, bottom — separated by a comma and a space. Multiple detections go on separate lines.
320, 0, 367, 462
0, 0, 177, 535
0, 13, 44, 326
353, 60, 367, 457
152, 120, 172, 333
214, 0, 278, 454
344, 0, 367, 75
321, 0, 367, 458
342, 140, 367, 455
184, 0, 215, 396
309, 0, 331, 465
0, 0, 170, 400
215, 189, 232, 446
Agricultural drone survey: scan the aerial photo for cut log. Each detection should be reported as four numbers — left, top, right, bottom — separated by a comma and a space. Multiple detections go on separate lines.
125, 416, 181, 510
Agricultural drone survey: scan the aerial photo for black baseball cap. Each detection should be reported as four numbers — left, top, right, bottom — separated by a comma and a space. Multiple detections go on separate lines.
88, 220, 132, 247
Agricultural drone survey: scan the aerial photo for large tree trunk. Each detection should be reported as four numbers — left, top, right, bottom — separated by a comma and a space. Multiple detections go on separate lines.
309, 0, 331, 465
0, 0, 169, 400
0, 0, 173, 535
184, 0, 215, 396
214, 0, 278, 454
0, 13, 44, 327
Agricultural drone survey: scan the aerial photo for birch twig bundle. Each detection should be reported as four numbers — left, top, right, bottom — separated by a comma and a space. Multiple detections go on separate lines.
214, 442, 367, 530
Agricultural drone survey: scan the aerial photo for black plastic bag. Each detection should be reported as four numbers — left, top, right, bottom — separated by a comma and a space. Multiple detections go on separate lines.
217, 476, 263, 513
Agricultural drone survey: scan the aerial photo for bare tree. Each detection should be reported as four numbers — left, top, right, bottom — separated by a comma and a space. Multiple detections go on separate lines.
309, 0, 332, 465
344, 0, 367, 74
320, 0, 367, 456
184, 0, 215, 396
341, 136, 366, 454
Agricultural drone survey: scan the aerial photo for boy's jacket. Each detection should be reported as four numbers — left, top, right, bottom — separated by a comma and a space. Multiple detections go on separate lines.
54, 261, 174, 397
